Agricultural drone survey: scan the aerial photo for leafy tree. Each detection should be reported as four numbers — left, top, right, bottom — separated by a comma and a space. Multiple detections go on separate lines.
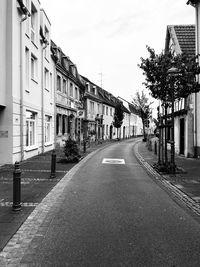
113, 102, 124, 139
138, 46, 200, 102
132, 90, 152, 141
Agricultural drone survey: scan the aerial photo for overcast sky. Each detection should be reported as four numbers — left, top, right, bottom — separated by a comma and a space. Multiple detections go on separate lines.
41, 0, 195, 106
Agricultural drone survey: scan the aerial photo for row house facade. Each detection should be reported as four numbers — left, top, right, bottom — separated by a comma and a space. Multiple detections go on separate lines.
164, 24, 196, 157
80, 76, 139, 141
187, 0, 200, 157
51, 41, 84, 146
118, 97, 143, 137
0, 0, 54, 165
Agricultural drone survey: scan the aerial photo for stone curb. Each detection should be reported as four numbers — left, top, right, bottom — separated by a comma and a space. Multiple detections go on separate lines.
134, 141, 200, 217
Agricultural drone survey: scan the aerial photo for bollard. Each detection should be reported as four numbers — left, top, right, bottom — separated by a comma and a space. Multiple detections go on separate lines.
13, 161, 21, 211
154, 141, 157, 155
83, 139, 86, 153
50, 149, 56, 178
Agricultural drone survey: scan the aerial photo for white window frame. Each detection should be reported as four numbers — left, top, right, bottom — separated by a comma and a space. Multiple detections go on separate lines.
31, 53, 37, 81
25, 47, 29, 92
69, 82, 73, 97
63, 79, 67, 94
44, 68, 49, 91
57, 75, 61, 91
31, 3, 37, 45
75, 87, 78, 99
50, 72, 53, 101
90, 101, 94, 114
45, 115, 52, 144
26, 110, 37, 149
44, 25, 50, 59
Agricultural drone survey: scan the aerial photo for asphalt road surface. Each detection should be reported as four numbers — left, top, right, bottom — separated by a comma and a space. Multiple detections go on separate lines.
21, 139, 200, 266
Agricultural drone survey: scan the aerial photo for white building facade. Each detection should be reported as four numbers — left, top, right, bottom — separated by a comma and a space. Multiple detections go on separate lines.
0, 0, 55, 165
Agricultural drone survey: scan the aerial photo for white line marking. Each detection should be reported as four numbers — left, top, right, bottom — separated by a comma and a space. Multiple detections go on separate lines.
102, 158, 125, 164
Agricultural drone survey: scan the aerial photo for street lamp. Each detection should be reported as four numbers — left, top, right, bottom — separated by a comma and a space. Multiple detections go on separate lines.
167, 66, 179, 174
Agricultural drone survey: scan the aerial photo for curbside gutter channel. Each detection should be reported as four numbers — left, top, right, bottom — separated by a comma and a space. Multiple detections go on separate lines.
134, 141, 200, 217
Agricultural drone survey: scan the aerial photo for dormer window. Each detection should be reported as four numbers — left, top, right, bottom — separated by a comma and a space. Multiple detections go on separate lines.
92, 86, 96, 95
86, 82, 90, 92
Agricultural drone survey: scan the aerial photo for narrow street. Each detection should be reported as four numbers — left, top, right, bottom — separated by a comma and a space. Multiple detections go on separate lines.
2, 139, 200, 266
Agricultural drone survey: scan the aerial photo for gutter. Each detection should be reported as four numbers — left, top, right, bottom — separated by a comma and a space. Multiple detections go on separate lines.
20, 12, 30, 161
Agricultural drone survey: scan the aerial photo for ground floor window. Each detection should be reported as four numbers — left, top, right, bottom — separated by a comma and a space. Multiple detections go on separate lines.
26, 110, 36, 147
45, 115, 51, 143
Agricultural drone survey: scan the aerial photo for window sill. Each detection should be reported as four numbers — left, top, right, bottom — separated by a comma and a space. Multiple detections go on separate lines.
25, 145, 38, 152
45, 142, 53, 147
31, 78, 38, 84
45, 57, 49, 63
31, 41, 38, 49
25, 33, 30, 39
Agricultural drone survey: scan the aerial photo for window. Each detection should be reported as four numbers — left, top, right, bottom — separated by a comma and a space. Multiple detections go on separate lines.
44, 68, 49, 90
31, 3, 37, 44
45, 115, 51, 143
86, 83, 90, 92
106, 125, 108, 135
31, 54, 37, 81
102, 105, 105, 115
69, 82, 73, 97
106, 107, 108, 115
25, 47, 29, 91
75, 87, 78, 99
26, 110, 36, 147
25, 0, 30, 35
63, 79, 67, 94
90, 101, 94, 114
97, 104, 100, 114
44, 26, 49, 59
92, 86, 96, 95
110, 108, 112, 116
50, 72, 53, 100
57, 75, 61, 91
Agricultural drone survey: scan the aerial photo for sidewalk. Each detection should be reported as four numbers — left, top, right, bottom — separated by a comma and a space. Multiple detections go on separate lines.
0, 140, 113, 251
137, 139, 200, 204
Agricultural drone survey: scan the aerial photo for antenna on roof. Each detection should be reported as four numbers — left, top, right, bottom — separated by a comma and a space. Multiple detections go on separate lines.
98, 72, 103, 88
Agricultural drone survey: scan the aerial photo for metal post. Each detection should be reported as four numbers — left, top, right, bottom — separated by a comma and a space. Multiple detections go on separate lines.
157, 106, 161, 165
170, 88, 176, 174
50, 149, 56, 178
164, 103, 168, 166
13, 161, 21, 211
83, 139, 86, 153
154, 141, 157, 155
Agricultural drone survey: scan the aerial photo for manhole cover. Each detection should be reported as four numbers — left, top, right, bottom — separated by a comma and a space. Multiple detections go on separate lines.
102, 158, 125, 164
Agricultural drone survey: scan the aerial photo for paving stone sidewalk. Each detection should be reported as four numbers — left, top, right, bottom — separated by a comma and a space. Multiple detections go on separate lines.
138, 139, 200, 205
0, 140, 113, 252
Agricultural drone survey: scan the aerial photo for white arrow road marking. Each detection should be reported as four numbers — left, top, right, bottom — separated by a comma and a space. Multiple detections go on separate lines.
102, 158, 125, 164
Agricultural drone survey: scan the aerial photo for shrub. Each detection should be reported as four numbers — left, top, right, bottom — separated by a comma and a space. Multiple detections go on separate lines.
64, 138, 81, 162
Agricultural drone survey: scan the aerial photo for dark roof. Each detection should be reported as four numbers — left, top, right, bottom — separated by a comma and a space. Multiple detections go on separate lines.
166, 25, 195, 57
187, 0, 200, 5
173, 25, 195, 56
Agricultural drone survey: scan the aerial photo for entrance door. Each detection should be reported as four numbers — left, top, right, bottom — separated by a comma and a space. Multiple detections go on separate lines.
180, 118, 185, 155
